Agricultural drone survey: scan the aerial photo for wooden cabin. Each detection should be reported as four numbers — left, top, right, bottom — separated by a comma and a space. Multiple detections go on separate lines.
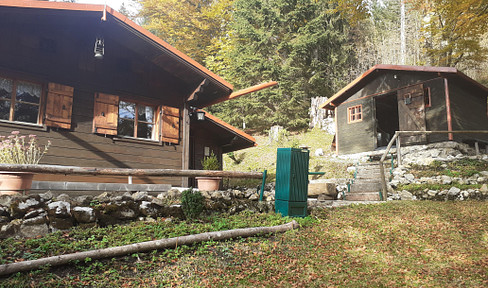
321, 65, 488, 155
0, 1, 261, 187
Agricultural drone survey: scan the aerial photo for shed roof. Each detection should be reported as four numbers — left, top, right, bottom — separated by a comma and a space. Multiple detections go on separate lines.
0, 0, 234, 107
320, 64, 488, 110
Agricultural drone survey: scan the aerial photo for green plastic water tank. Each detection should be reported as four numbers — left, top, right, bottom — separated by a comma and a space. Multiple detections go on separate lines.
275, 148, 309, 217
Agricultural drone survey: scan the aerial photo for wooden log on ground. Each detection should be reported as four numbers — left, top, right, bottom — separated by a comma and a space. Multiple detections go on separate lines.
0, 164, 263, 179
0, 221, 299, 276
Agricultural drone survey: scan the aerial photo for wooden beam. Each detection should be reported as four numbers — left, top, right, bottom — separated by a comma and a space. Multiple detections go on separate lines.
0, 164, 264, 179
202, 81, 278, 108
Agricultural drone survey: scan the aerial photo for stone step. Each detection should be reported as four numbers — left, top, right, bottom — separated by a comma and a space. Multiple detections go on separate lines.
353, 178, 385, 184
346, 192, 381, 201
350, 182, 381, 193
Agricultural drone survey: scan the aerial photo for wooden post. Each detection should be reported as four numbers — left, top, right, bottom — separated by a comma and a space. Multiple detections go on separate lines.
181, 103, 190, 187
444, 78, 454, 141
396, 135, 402, 166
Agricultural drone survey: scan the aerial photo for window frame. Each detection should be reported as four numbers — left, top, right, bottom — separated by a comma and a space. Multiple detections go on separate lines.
117, 98, 157, 141
347, 105, 363, 123
0, 75, 44, 125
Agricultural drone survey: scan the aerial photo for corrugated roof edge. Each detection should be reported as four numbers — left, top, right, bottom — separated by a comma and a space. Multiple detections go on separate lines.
199, 110, 257, 146
0, 0, 233, 91
320, 64, 488, 110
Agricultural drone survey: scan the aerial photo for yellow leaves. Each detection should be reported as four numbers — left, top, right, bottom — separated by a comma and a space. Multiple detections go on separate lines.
138, 0, 235, 64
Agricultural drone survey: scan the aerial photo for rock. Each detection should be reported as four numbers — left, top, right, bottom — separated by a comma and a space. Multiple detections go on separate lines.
24, 208, 46, 220
20, 222, 49, 238
249, 193, 259, 201
49, 217, 73, 231
477, 177, 485, 183
461, 190, 469, 198
23, 214, 47, 225
17, 197, 41, 211
48, 201, 71, 218
72, 195, 93, 206
441, 175, 452, 185
244, 189, 256, 198
427, 190, 437, 197
448, 187, 461, 196
94, 192, 111, 201
211, 191, 223, 200
132, 191, 152, 202
167, 189, 181, 198
480, 184, 488, 194
139, 201, 159, 217
55, 194, 71, 202
113, 205, 137, 220
315, 148, 324, 157
199, 190, 212, 199
479, 171, 488, 177
346, 166, 356, 174
0, 219, 21, 239
151, 197, 166, 207
0, 206, 9, 217
0, 216, 9, 224
399, 190, 413, 200
39, 191, 54, 202
404, 174, 415, 181
308, 182, 337, 198
72, 207, 96, 223
0, 195, 14, 207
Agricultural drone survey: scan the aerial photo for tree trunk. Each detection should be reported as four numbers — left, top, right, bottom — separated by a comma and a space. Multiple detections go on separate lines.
0, 221, 299, 276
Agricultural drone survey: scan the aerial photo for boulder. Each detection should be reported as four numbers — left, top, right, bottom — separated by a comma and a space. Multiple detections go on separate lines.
72, 207, 96, 223
139, 201, 159, 217
49, 217, 74, 231
308, 182, 337, 199
20, 222, 49, 238
399, 190, 413, 200
48, 201, 71, 218
0, 219, 21, 239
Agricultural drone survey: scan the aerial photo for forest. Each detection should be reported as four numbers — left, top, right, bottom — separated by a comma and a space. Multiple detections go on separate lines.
125, 0, 488, 132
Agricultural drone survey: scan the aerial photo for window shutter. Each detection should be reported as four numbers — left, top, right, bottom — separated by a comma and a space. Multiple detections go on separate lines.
93, 93, 119, 135
45, 83, 74, 129
161, 105, 180, 144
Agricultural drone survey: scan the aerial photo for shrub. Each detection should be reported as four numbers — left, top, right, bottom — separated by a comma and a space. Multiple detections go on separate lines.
181, 188, 204, 219
201, 152, 220, 170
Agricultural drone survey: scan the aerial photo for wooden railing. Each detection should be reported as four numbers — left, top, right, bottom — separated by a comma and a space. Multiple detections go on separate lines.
0, 164, 263, 179
379, 130, 488, 200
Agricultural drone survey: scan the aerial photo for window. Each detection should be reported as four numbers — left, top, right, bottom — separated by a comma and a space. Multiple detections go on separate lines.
93, 93, 180, 143
0, 77, 41, 124
118, 100, 155, 139
348, 105, 362, 123
424, 87, 431, 108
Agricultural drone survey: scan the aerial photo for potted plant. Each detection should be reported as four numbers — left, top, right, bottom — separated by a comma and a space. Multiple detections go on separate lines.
0, 131, 51, 195
196, 152, 221, 191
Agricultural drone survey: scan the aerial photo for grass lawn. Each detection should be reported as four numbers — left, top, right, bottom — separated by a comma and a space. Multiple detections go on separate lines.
1, 201, 488, 287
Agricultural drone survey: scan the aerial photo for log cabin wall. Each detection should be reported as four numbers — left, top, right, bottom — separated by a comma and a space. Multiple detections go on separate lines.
448, 81, 488, 143
0, 8, 191, 186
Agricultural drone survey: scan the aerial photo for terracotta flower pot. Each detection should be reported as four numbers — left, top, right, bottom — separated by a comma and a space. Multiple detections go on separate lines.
0, 172, 34, 195
196, 177, 222, 191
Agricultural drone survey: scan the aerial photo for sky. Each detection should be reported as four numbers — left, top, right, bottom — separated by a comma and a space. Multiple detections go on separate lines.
75, 0, 140, 14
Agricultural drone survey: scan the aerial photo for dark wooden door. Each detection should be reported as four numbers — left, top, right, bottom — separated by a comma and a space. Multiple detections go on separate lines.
397, 84, 427, 144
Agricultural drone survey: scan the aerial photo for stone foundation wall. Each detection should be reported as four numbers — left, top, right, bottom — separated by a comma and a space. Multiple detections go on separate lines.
0, 188, 275, 239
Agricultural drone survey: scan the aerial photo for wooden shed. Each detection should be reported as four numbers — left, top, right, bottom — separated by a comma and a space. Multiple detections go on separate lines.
0, 1, 264, 187
321, 65, 488, 155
